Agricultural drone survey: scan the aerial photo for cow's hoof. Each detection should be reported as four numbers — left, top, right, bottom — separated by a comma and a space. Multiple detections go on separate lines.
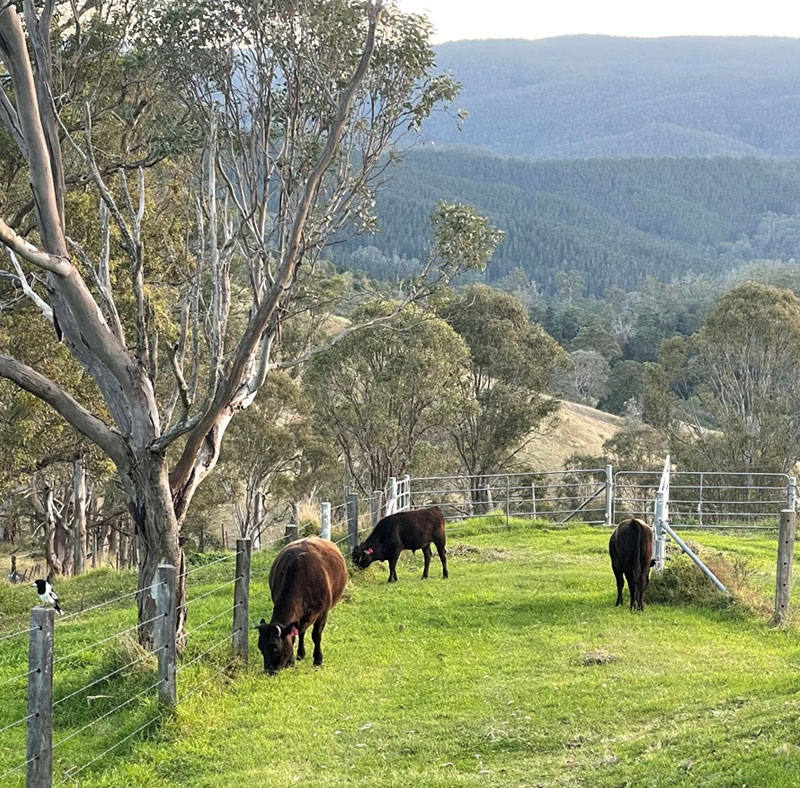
421, 575, 428, 581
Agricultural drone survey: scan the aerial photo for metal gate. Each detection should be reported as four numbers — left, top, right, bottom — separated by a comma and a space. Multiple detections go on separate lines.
614, 469, 795, 529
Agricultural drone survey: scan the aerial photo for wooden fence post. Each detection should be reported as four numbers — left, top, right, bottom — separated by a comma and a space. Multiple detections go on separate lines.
371, 491, 383, 528
155, 564, 177, 706
321, 502, 331, 540
27, 607, 54, 788
773, 508, 797, 626
284, 523, 298, 544
233, 538, 251, 660
347, 493, 359, 552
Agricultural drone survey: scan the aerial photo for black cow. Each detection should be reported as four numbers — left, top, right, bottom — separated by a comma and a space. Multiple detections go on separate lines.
609, 517, 655, 611
257, 536, 348, 673
352, 506, 448, 583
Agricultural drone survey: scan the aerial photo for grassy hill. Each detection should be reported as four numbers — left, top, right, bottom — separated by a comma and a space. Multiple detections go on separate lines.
424, 36, 800, 159
1, 522, 799, 787
524, 401, 623, 469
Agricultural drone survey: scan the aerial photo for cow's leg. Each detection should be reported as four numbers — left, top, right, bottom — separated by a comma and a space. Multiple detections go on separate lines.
297, 628, 307, 660
637, 579, 645, 611
613, 566, 625, 606
388, 551, 400, 583
312, 614, 328, 667
624, 570, 636, 610
421, 545, 432, 579
434, 538, 449, 579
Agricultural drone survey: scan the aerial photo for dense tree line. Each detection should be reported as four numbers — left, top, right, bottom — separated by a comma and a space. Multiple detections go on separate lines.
334, 149, 800, 295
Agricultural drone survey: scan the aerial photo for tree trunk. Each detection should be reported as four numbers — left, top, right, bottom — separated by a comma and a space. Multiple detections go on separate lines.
470, 475, 493, 514
121, 453, 186, 649
73, 456, 86, 574
252, 491, 263, 550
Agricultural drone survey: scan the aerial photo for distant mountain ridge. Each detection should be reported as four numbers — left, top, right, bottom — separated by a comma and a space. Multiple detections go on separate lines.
422, 36, 800, 158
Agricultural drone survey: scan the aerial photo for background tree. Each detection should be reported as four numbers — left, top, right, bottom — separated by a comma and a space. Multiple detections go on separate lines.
643, 282, 800, 473
217, 372, 335, 546
442, 285, 567, 499
306, 302, 469, 494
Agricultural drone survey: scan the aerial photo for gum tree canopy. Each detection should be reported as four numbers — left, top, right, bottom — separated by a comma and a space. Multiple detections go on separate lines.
0, 0, 498, 645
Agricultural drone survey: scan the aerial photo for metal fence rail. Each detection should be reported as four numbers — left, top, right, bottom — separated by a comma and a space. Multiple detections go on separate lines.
405, 468, 613, 526
615, 470, 794, 529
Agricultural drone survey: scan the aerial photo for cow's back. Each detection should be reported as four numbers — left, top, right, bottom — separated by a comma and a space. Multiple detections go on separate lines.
609, 518, 652, 571
269, 537, 348, 613
378, 507, 445, 548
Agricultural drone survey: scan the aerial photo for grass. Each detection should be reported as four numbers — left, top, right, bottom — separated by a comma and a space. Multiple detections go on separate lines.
1, 521, 800, 787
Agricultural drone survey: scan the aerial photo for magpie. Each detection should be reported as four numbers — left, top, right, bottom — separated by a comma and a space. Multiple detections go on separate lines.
30, 579, 63, 615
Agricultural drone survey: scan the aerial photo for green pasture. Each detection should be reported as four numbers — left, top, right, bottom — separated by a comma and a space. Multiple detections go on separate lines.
1, 520, 799, 787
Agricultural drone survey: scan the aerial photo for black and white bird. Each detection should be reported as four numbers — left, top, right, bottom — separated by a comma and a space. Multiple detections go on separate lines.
30, 579, 63, 615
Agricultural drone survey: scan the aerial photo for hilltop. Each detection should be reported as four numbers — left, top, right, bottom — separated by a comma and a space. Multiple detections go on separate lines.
423, 36, 800, 158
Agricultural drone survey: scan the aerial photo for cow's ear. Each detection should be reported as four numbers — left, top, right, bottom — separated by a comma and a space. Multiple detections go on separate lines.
260, 618, 266, 625
650, 559, 656, 567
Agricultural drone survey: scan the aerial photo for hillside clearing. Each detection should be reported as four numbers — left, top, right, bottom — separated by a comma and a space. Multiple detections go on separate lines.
1, 523, 799, 787
523, 400, 623, 469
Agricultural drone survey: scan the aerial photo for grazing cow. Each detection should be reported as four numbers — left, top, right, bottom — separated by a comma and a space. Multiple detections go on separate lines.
352, 506, 448, 583
257, 536, 347, 673
609, 517, 655, 611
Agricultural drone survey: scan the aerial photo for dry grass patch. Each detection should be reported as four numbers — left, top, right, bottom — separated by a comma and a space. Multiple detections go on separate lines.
580, 649, 618, 666
447, 543, 520, 562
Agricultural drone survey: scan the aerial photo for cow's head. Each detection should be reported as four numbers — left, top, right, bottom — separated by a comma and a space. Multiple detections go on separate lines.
257, 618, 299, 674
352, 544, 376, 569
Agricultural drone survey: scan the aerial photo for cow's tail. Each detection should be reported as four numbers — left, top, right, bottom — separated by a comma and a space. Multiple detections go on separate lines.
633, 519, 643, 581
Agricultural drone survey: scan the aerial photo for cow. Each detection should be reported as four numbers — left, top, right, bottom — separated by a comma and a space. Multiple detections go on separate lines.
352, 506, 448, 583
609, 517, 656, 611
257, 536, 348, 673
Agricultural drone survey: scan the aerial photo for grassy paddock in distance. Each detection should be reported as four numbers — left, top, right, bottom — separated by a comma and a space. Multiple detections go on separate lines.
1, 521, 799, 787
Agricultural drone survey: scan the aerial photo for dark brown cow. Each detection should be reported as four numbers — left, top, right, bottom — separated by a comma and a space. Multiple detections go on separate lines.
257, 536, 348, 673
352, 506, 448, 583
609, 517, 655, 611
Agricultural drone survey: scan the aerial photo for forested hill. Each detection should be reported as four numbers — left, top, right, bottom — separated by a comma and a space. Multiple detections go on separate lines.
422, 36, 800, 158
336, 149, 800, 294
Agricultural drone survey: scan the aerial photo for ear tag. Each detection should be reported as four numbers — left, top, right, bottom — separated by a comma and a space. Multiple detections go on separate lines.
289, 626, 299, 637
365, 547, 374, 555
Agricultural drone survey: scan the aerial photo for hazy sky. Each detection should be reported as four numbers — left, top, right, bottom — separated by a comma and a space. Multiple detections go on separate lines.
396, 0, 800, 43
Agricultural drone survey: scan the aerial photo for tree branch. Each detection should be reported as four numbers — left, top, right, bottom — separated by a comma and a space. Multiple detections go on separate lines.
5, 248, 53, 322
0, 354, 127, 466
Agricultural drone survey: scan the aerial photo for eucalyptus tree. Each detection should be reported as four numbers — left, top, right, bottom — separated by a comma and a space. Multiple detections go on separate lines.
442, 285, 568, 498
643, 282, 800, 473
306, 302, 471, 495
0, 0, 496, 644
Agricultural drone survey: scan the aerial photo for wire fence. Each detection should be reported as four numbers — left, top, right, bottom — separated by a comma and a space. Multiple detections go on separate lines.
406, 469, 611, 528
0, 517, 339, 787
0, 542, 250, 788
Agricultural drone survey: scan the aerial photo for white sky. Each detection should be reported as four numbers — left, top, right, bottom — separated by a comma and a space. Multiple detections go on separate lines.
396, 0, 800, 43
